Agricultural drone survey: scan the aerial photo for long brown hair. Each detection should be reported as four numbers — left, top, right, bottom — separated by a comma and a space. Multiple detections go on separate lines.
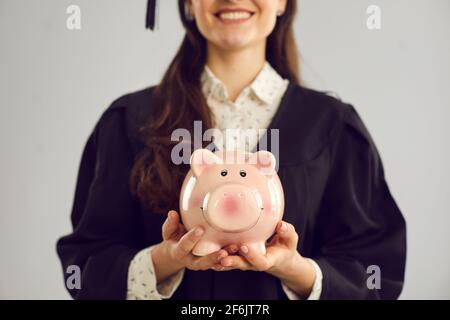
130, 0, 300, 215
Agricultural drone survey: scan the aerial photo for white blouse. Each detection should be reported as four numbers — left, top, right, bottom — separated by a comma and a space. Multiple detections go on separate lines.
201, 62, 288, 152
126, 62, 323, 300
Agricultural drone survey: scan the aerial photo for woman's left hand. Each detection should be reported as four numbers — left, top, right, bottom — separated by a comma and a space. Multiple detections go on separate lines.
213, 221, 316, 298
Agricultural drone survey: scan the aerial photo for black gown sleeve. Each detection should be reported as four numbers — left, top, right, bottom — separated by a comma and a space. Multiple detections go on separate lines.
314, 104, 407, 299
56, 103, 143, 299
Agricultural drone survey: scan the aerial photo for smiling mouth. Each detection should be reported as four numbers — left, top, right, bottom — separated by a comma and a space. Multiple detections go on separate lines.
214, 9, 255, 23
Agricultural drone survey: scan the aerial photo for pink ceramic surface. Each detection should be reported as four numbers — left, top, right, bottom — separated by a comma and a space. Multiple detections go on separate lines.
179, 148, 285, 256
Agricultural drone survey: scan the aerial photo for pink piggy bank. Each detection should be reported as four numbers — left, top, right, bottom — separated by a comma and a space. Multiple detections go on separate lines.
179, 148, 285, 256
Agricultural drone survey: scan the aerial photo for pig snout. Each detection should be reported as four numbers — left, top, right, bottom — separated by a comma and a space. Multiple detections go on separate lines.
216, 192, 246, 217
203, 184, 263, 233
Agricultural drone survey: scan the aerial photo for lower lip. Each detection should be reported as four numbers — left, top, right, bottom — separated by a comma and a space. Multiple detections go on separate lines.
215, 13, 254, 25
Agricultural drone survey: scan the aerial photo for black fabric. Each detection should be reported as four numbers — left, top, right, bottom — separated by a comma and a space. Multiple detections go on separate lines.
56, 83, 406, 299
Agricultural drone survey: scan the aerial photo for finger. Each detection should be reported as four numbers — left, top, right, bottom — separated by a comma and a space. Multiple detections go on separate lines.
162, 210, 180, 240
276, 221, 299, 249
191, 249, 228, 271
239, 244, 273, 272
173, 226, 204, 259
172, 221, 188, 241
212, 263, 230, 271
219, 255, 254, 271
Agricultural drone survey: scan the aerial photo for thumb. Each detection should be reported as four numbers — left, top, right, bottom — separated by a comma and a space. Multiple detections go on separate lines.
162, 210, 180, 240
276, 221, 299, 249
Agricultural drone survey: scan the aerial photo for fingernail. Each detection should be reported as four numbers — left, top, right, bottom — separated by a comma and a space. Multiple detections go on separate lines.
240, 245, 249, 254
195, 227, 204, 236
280, 222, 288, 232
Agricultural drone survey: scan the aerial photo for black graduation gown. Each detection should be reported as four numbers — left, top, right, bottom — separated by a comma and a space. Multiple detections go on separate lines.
56, 83, 407, 300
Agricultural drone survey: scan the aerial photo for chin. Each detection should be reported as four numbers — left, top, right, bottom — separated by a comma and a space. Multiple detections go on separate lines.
215, 34, 256, 51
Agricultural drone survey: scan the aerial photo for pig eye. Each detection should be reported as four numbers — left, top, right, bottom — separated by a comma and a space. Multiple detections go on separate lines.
220, 169, 228, 176
240, 170, 247, 177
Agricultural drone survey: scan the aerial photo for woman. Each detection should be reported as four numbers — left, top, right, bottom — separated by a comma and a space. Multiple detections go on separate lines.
57, 0, 406, 300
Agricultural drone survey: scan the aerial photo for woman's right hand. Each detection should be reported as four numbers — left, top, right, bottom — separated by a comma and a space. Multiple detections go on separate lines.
151, 210, 229, 284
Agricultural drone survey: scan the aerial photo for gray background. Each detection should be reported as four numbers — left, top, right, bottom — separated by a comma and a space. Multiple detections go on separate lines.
0, 0, 449, 299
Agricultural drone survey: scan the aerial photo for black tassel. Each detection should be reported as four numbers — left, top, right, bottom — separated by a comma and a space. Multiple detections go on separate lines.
146, 0, 157, 30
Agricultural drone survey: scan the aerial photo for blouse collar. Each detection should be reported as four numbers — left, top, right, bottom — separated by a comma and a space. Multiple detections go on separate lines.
200, 61, 287, 105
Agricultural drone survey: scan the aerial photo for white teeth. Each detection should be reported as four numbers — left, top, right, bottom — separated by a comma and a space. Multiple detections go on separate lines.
219, 11, 252, 21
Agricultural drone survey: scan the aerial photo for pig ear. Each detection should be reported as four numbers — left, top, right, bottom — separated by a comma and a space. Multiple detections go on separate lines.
249, 151, 277, 176
190, 148, 223, 177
